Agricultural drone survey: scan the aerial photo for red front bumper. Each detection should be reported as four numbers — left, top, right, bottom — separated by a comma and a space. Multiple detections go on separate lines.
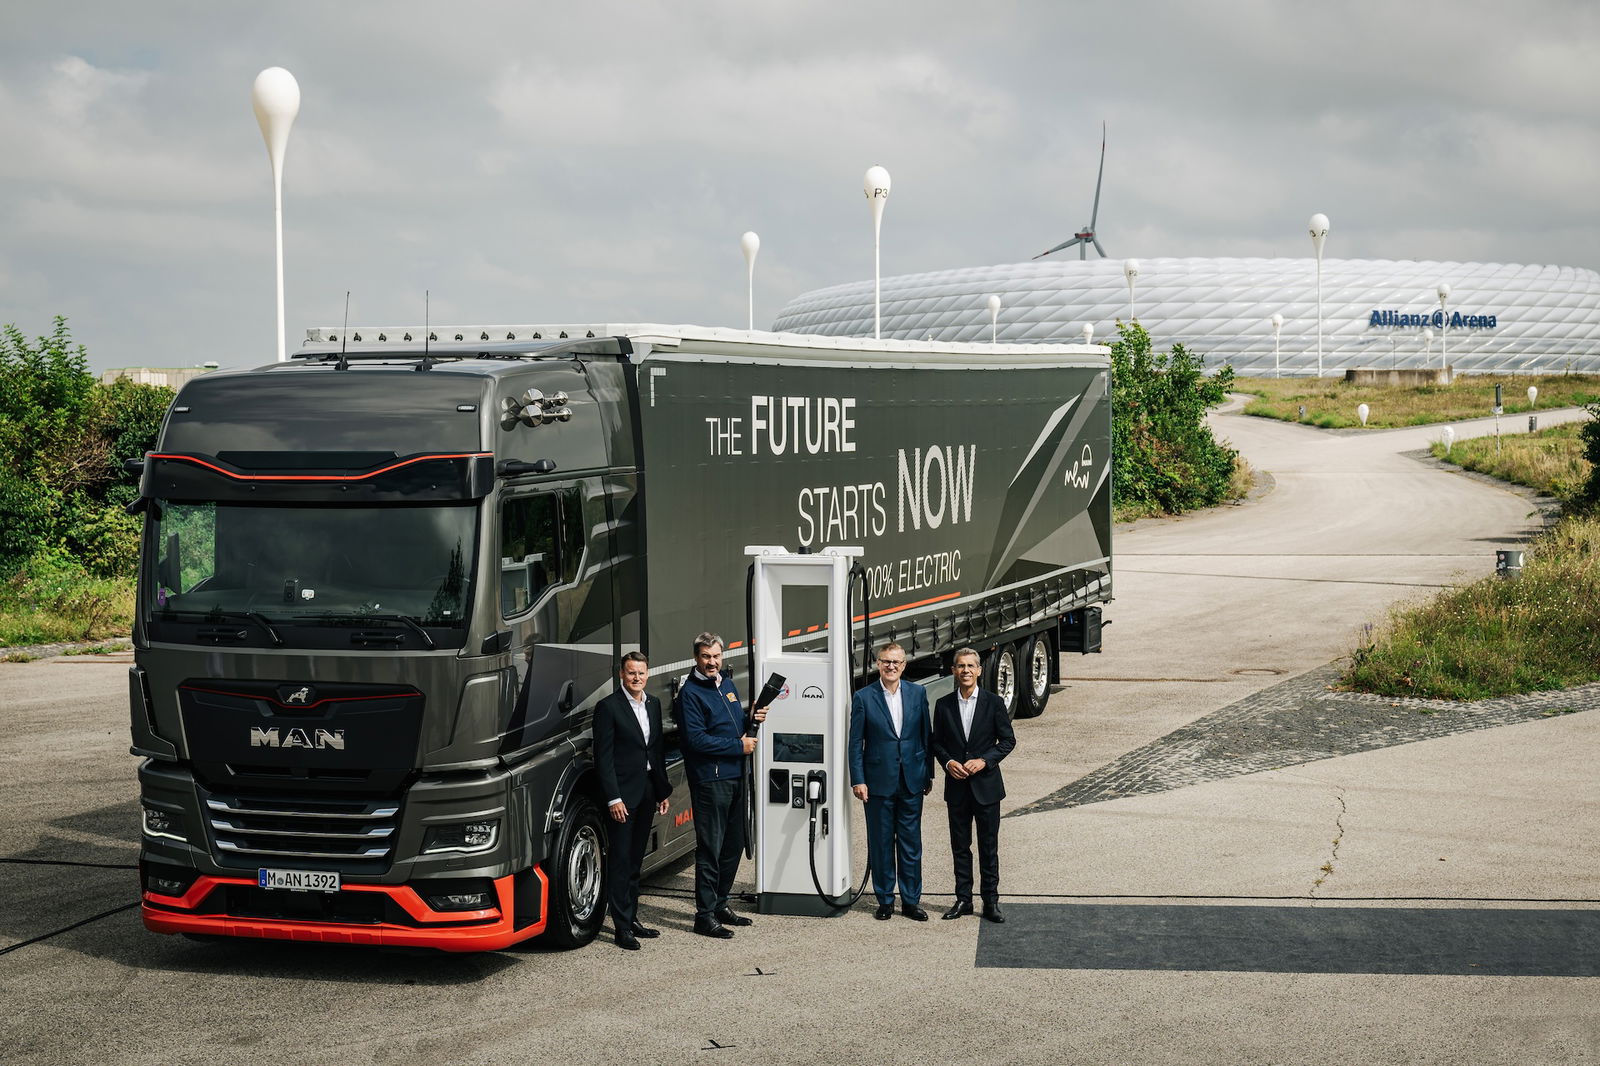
142, 867, 547, 952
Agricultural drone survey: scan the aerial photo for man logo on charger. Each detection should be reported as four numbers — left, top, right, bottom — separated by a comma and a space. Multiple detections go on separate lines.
801, 686, 824, 699
249, 726, 346, 750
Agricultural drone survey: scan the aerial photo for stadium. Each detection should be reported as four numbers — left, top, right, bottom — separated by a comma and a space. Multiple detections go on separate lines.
771, 257, 1600, 376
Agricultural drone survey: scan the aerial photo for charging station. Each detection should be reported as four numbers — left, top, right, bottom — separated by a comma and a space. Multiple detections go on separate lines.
744, 546, 862, 917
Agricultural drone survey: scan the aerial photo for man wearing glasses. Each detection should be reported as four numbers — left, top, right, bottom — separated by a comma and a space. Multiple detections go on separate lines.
848, 642, 934, 921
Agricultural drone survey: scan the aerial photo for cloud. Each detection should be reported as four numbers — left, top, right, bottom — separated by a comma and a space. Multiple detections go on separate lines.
487, 50, 1016, 161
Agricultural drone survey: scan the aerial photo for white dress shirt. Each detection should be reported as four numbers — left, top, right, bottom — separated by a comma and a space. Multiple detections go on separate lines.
958, 690, 978, 741
883, 682, 903, 736
627, 691, 652, 758
608, 691, 652, 807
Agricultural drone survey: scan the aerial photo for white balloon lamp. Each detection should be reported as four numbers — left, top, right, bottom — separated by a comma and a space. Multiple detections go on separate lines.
253, 67, 301, 363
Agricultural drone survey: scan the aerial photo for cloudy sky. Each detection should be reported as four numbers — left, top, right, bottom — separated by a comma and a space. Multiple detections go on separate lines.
3, 0, 1597, 372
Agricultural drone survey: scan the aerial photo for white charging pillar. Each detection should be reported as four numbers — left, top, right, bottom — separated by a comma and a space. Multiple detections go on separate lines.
745, 545, 860, 917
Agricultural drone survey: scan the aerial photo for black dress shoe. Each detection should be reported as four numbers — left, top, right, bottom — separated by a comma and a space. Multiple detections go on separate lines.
982, 903, 1006, 923
693, 919, 734, 939
714, 907, 753, 927
630, 922, 661, 939
942, 900, 973, 920
901, 903, 929, 921
615, 929, 640, 950
874, 903, 893, 920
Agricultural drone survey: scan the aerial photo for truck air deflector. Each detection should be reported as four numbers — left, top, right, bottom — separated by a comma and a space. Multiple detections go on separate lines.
139, 452, 496, 502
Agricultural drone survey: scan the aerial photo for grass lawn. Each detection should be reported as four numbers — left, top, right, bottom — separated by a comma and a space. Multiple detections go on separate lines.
1238, 373, 1600, 429
1431, 421, 1592, 503
1342, 513, 1600, 700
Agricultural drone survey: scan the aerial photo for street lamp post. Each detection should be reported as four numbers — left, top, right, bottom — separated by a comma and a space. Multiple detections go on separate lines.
986, 294, 1001, 345
1422, 327, 1433, 368
1081, 323, 1094, 345
863, 166, 891, 340
1437, 283, 1451, 376
1270, 312, 1283, 378
1123, 258, 1139, 322
252, 67, 301, 363
740, 232, 760, 331
1308, 213, 1329, 377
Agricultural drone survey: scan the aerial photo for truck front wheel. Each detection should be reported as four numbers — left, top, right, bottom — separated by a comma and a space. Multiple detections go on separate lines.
541, 794, 606, 948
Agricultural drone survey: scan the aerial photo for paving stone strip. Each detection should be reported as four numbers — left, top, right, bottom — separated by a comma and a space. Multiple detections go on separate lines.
1012, 663, 1600, 817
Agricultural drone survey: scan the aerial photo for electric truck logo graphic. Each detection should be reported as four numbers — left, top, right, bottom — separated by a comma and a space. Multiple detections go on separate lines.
1064, 444, 1094, 489
249, 727, 346, 750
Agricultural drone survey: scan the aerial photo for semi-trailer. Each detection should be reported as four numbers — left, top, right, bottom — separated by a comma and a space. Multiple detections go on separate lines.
129, 324, 1110, 950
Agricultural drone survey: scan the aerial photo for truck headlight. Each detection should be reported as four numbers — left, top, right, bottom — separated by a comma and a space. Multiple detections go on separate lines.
422, 820, 499, 854
141, 804, 185, 843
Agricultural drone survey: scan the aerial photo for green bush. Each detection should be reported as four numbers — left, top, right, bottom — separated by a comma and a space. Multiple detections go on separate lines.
0, 317, 172, 577
1110, 322, 1239, 516
0, 555, 134, 645
1573, 402, 1600, 513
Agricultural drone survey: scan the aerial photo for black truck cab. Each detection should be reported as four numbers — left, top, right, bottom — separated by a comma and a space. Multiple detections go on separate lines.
133, 335, 660, 950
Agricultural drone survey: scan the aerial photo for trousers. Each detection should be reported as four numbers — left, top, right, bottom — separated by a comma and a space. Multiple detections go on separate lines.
689, 777, 745, 920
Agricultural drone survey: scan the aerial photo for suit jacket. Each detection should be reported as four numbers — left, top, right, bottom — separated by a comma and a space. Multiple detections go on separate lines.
932, 688, 1016, 806
593, 689, 672, 810
849, 680, 934, 797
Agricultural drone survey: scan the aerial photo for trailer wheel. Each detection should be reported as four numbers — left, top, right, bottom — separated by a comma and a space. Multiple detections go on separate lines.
542, 794, 606, 949
1014, 634, 1052, 719
984, 644, 1021, 719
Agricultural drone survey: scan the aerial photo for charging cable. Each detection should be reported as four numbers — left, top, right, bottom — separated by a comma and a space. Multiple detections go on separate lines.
805, 770, 869, 910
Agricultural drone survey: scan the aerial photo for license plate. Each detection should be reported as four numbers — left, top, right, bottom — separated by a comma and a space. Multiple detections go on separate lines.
258, 868, 341, 893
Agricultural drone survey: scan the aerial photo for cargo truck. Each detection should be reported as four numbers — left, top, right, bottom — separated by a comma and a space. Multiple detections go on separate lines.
128, 324, 1111, 951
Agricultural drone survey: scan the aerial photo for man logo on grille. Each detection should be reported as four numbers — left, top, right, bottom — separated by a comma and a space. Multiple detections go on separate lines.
284, 686, 312, 704
249, 726, 346, 750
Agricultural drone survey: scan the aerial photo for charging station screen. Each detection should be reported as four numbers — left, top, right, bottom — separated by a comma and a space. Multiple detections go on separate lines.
772, 732, 824, 763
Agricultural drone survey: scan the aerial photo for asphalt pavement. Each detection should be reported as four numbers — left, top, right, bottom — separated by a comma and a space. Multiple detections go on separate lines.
1, 404, 1595, 1066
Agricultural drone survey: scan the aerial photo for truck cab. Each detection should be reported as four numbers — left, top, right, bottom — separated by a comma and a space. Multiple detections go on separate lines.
132, 334, 661, 950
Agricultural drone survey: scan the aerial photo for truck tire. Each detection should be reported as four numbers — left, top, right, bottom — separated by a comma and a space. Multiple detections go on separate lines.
984, 643, 1020, 719
1014, 633, 1052, 719
541, 794, 606, 949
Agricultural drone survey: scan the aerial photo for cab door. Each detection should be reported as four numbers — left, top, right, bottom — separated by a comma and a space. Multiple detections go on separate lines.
498, 483, 588, 752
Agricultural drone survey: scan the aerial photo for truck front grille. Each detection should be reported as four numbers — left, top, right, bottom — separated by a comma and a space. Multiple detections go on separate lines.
205, 793, 400, 861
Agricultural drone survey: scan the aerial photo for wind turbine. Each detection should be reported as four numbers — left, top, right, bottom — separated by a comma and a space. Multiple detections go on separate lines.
1035, 122, 1109, 260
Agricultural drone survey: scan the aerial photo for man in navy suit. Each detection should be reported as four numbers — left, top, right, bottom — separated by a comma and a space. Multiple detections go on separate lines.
849, 641, 934, 921
932, 647, 1016, 923
594, 651, 672, 950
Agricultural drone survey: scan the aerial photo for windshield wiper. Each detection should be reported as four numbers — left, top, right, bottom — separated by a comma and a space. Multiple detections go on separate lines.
244, 611, 285, 646
300, 612, 437, 650
155, 608, 284, 646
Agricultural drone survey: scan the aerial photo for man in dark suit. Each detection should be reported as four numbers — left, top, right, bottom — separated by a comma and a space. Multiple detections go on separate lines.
849, 641, 934, 921
594, 651, 672, 950
932, 646, 1016, 923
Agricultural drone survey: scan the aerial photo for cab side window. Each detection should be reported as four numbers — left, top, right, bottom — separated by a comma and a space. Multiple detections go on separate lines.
500, 487, 584, 618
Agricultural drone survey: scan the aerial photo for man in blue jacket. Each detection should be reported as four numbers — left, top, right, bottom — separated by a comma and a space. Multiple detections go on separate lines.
849, 641, 933, 921
676, 631, 765, 938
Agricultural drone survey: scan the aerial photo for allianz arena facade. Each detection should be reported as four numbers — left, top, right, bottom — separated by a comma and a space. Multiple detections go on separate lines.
771, 257, 1600, 376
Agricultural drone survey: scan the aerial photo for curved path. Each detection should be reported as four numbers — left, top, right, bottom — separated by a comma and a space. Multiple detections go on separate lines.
1012, 403, 1585, 805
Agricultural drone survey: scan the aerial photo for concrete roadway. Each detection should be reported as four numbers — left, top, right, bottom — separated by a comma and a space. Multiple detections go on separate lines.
1, 405, 1596, 1065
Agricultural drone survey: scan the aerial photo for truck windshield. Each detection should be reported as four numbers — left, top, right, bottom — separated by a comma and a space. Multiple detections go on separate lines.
148, 501, 476, 631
